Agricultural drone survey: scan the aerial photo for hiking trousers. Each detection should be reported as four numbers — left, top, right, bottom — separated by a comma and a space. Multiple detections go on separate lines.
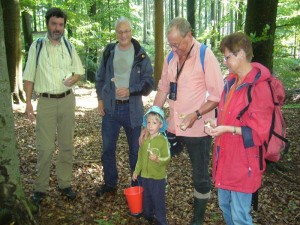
35, 92, 75, 192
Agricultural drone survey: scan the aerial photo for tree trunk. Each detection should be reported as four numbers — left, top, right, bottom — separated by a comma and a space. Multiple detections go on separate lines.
187, 0, 195, 35
2, 0, 25, 104
154, 0, 164, 88
143, 0, 146, 43
33, 6, 37, 32
170, 0, 174, 19
235, 0, 244, 31
198, 0, 203, 37
22, 10, 33, 61
217, 0, 221, 41
245, 0, 278, 71
210, 0, 215, 48
174, 0, 179, 17
0, 3, 36, 225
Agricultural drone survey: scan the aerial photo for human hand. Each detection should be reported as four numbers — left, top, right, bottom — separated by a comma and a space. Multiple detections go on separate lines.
149, 153, 159, 162
25, 102, 36, 123
179, 112, 197, 131
210, 125, 227, 137
139, 128, 149, 146
132, 173, 138, 181
116, 87, 129, 98
98, 100, 105, 116
63, 74, 80, 87
204, 118, 217, 135
149, 152, 159, 162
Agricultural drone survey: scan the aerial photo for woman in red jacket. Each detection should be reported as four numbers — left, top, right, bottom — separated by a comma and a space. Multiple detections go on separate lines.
205, 32, 274, 225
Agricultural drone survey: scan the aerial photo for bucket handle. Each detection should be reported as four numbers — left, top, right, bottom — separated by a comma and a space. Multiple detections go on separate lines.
131, 178, 142, 193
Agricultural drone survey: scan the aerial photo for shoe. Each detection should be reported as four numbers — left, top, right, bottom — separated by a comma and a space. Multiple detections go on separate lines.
95, 184, 117, 197
31, 191, 46, 205
58, 186, 76, 200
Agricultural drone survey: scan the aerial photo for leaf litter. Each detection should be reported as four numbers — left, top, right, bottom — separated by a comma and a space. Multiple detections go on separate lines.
14, 87, 300, 225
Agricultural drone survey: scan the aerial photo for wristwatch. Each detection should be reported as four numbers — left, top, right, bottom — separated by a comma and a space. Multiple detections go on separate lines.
195, 110, 202, 120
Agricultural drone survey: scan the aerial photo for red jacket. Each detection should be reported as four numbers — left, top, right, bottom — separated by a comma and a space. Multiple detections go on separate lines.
213, 62, 274, 193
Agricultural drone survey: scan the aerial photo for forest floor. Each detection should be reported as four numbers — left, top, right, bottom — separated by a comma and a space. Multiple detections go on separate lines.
13, 87, 300, 225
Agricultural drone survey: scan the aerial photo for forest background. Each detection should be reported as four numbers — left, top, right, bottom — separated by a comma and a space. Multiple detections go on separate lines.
0, 0, 299, 225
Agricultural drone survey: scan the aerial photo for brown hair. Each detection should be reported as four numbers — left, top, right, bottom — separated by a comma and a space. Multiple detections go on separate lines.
220, 32, 253, 62
45, 7, 67, 26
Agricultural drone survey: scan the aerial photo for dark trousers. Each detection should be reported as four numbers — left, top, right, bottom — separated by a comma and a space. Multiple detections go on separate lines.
168, 133, 212, 195
142, 178, 168, 225
101, 103, 141, 187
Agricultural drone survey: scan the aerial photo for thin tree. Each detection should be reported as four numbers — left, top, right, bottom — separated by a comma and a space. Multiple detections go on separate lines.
154, 0, 164, 88
21, 10, 33, 55
143, 0, 147, 43
245, 0, 278, 71
210, 0, 216, 48
187, 0, 195, 35
235, 0, 245, 31
175, 0, 179, 17
2, 0, 25, 104
0, 2, 36, 224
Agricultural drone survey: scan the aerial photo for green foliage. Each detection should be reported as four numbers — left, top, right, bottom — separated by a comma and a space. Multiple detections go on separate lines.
284, 104, 300, 109
273, 57, 300, 90
248, 24, 271, 43
19, 0, 300, 87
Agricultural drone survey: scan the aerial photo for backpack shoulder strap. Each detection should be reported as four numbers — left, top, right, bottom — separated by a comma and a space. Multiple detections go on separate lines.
36, 37, 72, 68
62, 36, 72, 58
167, 44, 207, 73
36, 37, 44, 68
167, 51, 174, 64
103, 43, 117, 67
200, 44, 207, 73
236, 85, 253, 120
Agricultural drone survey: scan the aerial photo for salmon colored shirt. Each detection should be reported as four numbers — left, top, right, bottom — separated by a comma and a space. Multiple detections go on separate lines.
158, 38, 224, 137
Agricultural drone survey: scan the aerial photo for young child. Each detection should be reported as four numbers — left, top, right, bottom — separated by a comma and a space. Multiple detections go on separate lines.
132, 106, 171, 225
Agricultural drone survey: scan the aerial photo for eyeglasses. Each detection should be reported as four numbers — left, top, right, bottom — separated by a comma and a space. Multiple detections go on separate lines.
168, 36, 185, 50
224, 53, 235, 62
117, 29, 131, 35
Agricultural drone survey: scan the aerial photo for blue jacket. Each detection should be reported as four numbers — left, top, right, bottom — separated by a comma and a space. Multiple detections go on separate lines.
95, 38, 154, 128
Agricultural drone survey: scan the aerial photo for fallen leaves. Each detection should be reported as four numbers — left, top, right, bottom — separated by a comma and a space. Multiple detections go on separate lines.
14, 88, 300, 225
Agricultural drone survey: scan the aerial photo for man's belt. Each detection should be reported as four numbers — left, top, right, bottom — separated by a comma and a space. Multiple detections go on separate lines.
115, 99, 129, 104
40, 90, 71, 99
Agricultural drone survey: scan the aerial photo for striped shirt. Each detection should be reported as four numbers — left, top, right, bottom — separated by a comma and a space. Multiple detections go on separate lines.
23, 35, 84, 94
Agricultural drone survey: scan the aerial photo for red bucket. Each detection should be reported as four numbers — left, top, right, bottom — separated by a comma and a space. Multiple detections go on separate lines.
124, 186, 144, 215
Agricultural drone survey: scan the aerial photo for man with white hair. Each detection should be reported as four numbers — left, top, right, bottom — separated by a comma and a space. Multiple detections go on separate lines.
95, 17, 154, 197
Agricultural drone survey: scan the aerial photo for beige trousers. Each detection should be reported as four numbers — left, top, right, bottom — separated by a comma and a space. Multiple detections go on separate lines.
34, 92, 75, 192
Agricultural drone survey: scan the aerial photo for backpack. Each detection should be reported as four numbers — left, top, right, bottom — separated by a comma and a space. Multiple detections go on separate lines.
167, 44, 207, 73
102, 43, 117, 68
36, 36, 72, 68
237, 76, 290, 163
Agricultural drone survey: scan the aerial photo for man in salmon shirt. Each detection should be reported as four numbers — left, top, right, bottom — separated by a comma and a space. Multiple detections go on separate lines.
142, 17, 224, 224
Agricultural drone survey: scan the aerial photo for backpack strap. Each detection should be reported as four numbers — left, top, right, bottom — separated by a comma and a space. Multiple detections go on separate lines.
62, 36, 72, 58
167, 44, 207, 73
36, 37, 72, 68
236, 85, 253, 120
200, 44, 207, 73
103, 43, 117, 68
36, 37, 43, 68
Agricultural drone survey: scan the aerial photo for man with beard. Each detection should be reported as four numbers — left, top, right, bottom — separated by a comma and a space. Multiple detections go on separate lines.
23, 7, 84, 205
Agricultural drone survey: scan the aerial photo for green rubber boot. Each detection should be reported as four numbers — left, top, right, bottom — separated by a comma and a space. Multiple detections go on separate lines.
190, 197, 208, 225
